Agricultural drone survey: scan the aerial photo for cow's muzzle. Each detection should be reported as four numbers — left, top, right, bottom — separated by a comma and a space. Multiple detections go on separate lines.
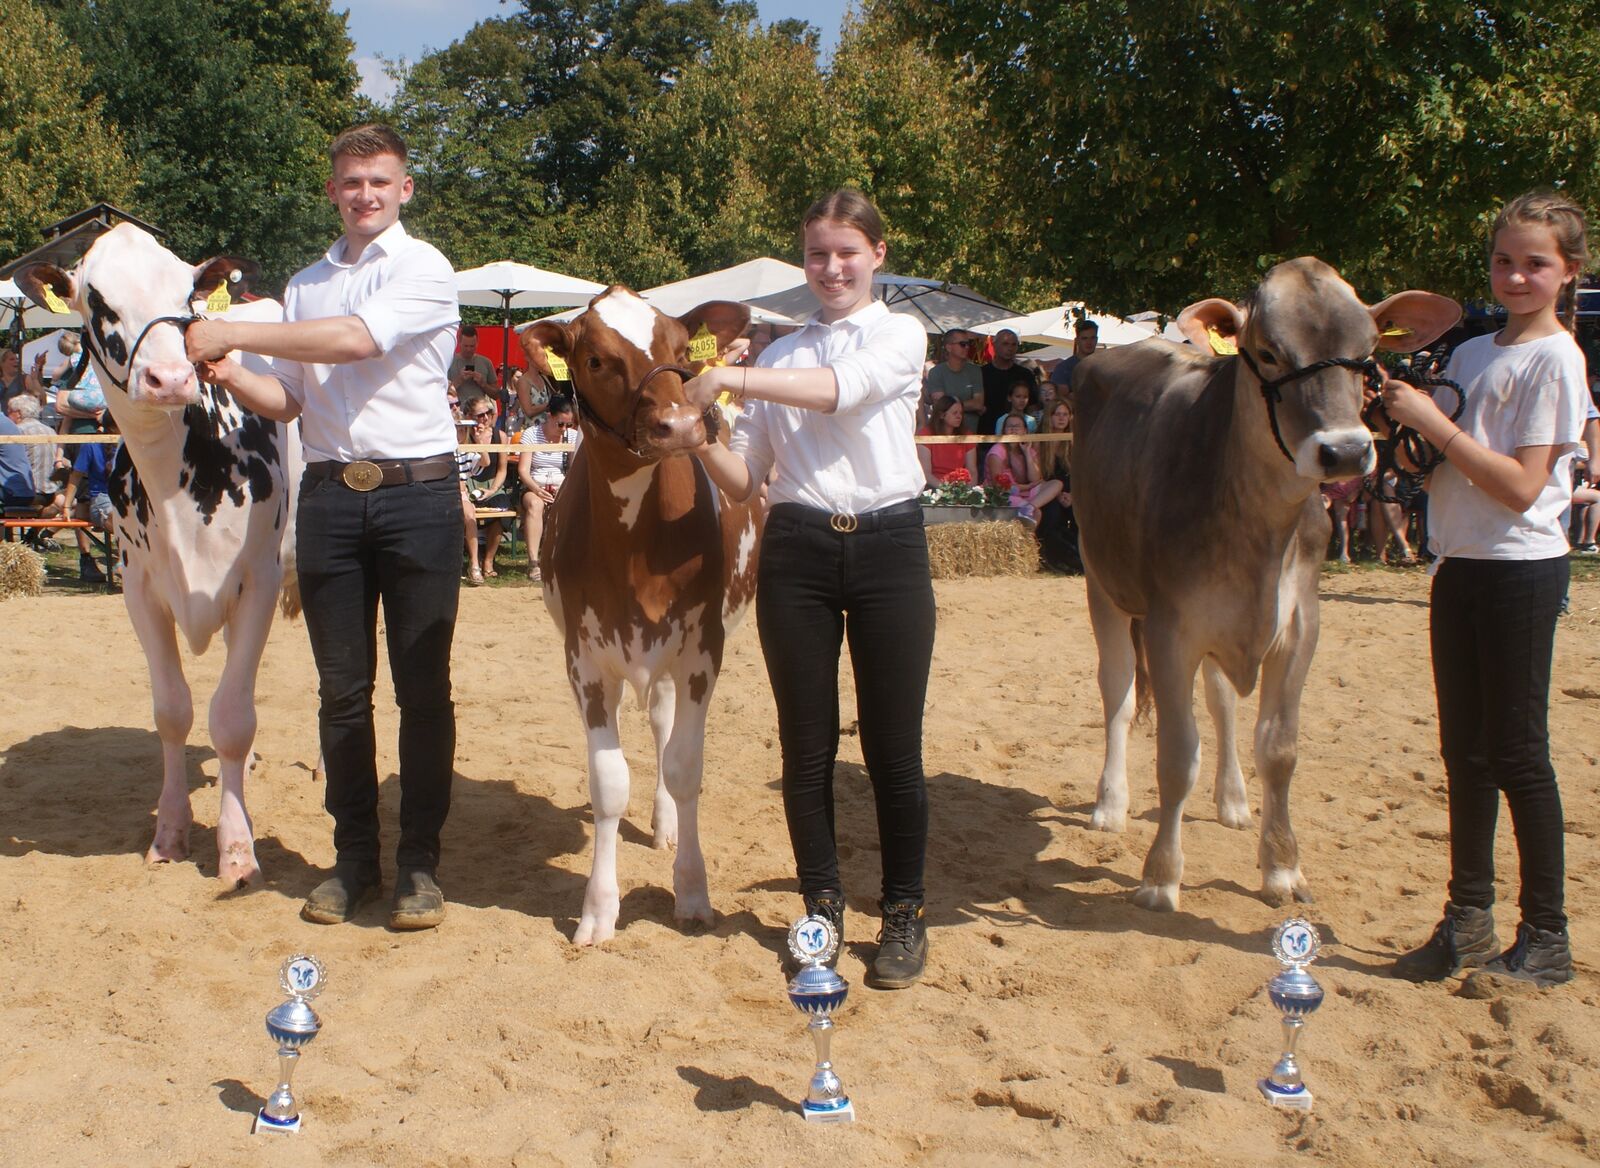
1299, 428, 1375, 482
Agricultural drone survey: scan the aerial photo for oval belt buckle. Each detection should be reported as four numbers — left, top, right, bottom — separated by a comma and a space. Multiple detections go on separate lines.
342, 461, 383, 491
829, 512, 859, 534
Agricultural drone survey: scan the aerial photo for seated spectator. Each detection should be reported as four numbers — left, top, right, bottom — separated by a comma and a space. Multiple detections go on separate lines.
461, 398, 511, 583
60, 417, 118, 583
991, 373, 1039, 434
1034, 398, 1080, 572
1033, 380, 1057, 426
925, 330, 983, 430
985, 412, 1063, 524
517, 394, 580, 581
1572, 397, 1599, 553
0, 409, 38, 512
917, 394, 979, 487
0, 349, 25, 410
6, 394, 63, 517
52, 334, 106, 435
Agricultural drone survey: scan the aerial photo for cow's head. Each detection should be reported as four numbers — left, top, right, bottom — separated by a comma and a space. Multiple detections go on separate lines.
521, 287, 749, 460
15, 224, 258, 411
1178, 258, 1459, 481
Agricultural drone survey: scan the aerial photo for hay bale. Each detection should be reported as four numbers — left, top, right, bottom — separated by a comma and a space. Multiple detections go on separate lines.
0, 542, 47, 600
925, 519, 1039, 579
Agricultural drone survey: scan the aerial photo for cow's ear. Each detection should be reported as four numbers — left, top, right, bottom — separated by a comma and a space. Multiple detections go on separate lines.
1175, 298, 1245, 353
522, 321, 574, 379
1368, 291, 1461, 353
676, 300, 751, 367
15, 263, 77, 313
191, 256, 261, 305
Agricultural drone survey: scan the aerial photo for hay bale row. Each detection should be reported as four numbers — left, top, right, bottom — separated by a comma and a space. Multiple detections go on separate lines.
0, 543, 46, 600
924, 519, 1039, 579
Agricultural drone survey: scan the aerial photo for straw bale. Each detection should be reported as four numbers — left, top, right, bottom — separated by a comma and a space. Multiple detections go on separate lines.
924, 519, 1039, 579
0, 542, 46, 600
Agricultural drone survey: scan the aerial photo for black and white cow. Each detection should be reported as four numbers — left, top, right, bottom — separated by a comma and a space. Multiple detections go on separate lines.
19, 224, 303, 888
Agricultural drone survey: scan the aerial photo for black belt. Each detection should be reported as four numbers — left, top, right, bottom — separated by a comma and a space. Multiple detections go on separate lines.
305, 454, 458, 492
769, 499, 923, 534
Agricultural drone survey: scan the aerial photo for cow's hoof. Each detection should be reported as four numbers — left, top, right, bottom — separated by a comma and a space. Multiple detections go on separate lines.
573, 904, 619, 946
1216, 802, 1254, 830
145, 823, 192, 866
1133, 884, 1180, 912
1262, 869, 1312, 906
652, 825, 679, 851
673, 897, 714, 928
1089, 806, 1127, 833
217, 841, 261, 890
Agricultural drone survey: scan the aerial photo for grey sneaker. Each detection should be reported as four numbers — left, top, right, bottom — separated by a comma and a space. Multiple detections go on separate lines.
868, 900, 928, 990
1466, 922, 1573, 990
1393, 902, 1499, 982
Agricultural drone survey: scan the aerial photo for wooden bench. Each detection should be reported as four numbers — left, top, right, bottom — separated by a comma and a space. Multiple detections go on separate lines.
1, 516, 117, 589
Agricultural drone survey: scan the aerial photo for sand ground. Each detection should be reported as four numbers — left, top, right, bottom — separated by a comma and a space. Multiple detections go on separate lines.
1, 569, 1596, 1167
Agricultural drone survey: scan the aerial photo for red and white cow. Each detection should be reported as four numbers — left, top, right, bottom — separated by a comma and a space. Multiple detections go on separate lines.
19, 224, 303, 888
522, 288, 761, 944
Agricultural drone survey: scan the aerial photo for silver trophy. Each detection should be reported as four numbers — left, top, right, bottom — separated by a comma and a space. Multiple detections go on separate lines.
786, 915, 855, 1123
254, 954, 326, 1134
1258, 919, 1324, 1110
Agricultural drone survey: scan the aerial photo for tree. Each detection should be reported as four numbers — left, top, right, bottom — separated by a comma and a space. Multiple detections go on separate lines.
53, 0, 360, 291
0, 1, 136, 264
876, 0, 1600, 311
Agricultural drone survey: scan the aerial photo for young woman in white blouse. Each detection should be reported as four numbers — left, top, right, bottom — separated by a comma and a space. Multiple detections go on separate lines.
686, 190, 934, 989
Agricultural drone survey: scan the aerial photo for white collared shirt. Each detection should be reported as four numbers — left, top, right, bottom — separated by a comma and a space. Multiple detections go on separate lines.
274, 221, 459, 462
732, 300, 927, 513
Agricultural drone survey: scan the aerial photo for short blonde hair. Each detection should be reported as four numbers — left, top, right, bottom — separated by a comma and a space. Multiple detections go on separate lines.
329, 124, 408, 166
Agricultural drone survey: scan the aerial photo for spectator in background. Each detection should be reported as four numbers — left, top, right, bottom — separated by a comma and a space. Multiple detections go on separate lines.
925, 329, 983, 430
1049, 318, 1098, 405
5, 394, 62, 518
1, 349, 27, 410
917, 394, 979, 487
51, 333, 105, 434
991, 372, 1039, 434
60, 415, 117, 583
979, 329, 1037, 435
510, 362, 554, 428
449, 324, 497, 411
460, 397, 510, 584
1035, 397, 1080, 572
745, 321, 776, 365
986, 412, 1063, 523
517, 393, 579, 581
0, 408, 38, 511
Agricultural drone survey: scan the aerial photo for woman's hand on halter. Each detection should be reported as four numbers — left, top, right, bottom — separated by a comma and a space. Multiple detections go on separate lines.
683, 365, 735, 411
1380, 372, 1448, 439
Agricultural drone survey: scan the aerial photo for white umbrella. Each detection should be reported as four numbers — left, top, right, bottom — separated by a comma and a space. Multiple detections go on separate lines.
639, 258, 805, 324
971, 303, 1156, 348
1, 277, 83, 331
454, 261, 608, 384
749, 273, 1019, 335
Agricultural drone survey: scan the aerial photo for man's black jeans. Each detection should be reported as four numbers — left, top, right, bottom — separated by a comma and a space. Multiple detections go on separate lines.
297, 470, 462, 872
1431, 554, 1569, 933
756, 501, 936, 906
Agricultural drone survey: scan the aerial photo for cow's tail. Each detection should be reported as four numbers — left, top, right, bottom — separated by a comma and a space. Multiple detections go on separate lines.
1131, 618, 1153, 726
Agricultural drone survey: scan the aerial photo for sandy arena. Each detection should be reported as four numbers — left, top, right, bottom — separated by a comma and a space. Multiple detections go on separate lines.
1, 570, 1596, 1166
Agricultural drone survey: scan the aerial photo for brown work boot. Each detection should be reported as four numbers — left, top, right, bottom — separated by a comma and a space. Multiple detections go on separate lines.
301, 861, 382, 925
390, 867, 446, 930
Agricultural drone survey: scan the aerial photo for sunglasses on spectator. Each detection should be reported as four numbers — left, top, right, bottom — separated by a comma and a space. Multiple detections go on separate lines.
472, 412, 495, 422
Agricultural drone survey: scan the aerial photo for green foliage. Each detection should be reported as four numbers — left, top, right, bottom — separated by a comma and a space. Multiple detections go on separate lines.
0, 1, 136, 264
876, 0, 1600, 312
52, 0, 360, 291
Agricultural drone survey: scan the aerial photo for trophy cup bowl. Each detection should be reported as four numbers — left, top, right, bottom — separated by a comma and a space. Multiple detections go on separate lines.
255, 955, 326, 1135
787, 916, 856, 1123
1258, 920, 1324, 1111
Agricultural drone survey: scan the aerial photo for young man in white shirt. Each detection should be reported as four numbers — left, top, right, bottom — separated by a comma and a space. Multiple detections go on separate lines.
186, 124, 461, 931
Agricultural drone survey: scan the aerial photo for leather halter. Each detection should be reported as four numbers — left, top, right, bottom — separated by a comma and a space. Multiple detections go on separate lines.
1237, 347, 1384, 463
80, 310, 200, 395
569, 360, 719, 458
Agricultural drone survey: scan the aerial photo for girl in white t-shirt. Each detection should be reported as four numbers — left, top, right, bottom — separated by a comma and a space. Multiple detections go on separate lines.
1384, 191, 1589, 989
686, 190, 934, 990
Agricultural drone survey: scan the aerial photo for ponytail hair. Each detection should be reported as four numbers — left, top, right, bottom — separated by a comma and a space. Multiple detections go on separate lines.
1491, 190, 1591, 333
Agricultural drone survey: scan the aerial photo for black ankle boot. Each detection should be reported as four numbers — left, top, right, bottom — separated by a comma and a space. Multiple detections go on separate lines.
1468, 921, 1573, 989
1393, 902, 1498, 982
868, 900, 927, 989
802, 889, 845, 968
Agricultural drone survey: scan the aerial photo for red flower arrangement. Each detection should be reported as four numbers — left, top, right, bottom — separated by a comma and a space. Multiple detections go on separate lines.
921, 465, 1012, 508
992, 471, 1015, 492
942, 467, 972, 485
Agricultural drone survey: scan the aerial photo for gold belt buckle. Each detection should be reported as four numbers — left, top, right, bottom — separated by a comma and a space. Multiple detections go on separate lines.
342, 461, 383, 491
829, 511, 859, 533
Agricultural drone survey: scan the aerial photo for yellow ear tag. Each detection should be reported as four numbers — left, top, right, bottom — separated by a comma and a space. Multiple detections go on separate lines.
205, 284, 232, 313
1206, 326, 1238, 356
42, 287, 70, 315
545, 353, 570, 381
687, 324, 718, 364
1380, 326, 1414, 339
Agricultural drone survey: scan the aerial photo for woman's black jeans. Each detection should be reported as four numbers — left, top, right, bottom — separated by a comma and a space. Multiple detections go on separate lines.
297, 470, 463, 872
1431, 554, 1569, 933
756, 500, 936, 906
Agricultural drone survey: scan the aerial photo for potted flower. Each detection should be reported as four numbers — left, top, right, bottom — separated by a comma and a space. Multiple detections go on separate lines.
919, 468, 1017, 524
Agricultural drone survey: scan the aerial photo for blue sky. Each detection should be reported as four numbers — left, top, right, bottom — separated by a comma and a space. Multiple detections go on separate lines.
343, 1, 852, 102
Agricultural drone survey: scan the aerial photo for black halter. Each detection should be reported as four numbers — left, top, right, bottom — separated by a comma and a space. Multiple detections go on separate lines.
80, 311, 200, 395
569, 361, 720, 458
1361, 354, 1468, 500
1237, 348, 1385, 463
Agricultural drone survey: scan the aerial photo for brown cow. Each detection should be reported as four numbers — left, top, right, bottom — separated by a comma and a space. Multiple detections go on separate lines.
1072, 258, 1459, 911
522, 288, 762, 944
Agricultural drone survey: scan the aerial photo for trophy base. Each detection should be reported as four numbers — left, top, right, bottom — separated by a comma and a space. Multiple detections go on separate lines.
802, 1097, 856, 1124
254, 1109, 303, 1134
1258, 1078, 1313, 1110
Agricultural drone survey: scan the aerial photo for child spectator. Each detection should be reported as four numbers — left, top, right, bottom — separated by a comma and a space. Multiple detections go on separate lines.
917, 394, 978, 486
985, 412, 1063, 523
517, 393, 579, 581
